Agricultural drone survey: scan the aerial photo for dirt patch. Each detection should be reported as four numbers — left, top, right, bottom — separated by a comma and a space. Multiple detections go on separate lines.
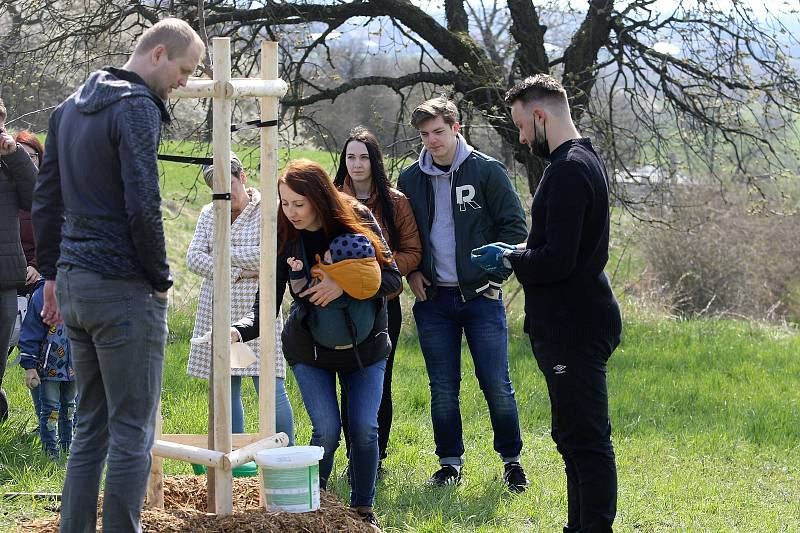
23, 476, 379, 532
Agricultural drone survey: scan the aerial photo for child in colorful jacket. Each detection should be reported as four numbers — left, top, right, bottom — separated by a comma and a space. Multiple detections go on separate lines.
20, 280, 76, 459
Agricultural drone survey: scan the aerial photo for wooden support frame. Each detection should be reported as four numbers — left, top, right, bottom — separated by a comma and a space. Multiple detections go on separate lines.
146, 38, 287, 516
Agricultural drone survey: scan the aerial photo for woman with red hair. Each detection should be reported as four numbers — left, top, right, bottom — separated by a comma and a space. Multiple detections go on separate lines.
233, 159, 401, 527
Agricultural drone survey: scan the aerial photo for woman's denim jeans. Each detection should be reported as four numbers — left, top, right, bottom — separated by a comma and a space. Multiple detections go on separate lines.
292, 358, 386, 508
230, 375, 295, 445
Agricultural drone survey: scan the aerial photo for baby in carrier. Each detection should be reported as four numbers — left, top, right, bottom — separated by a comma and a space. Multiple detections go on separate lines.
288, 233, 382, 350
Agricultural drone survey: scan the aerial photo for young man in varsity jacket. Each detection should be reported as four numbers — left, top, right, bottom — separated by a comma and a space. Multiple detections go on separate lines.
398, 96, 530, 492
473, 74, 623, 532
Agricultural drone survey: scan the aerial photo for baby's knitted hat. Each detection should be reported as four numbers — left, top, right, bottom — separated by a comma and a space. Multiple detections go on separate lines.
328, 233, 376, 262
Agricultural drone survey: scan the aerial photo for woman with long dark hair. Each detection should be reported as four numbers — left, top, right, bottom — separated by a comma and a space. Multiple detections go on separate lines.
232, 159, 401, 527
333, 127, 421, 474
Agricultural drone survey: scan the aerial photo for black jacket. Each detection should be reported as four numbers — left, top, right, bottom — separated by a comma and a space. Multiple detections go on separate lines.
33, 67, 173, 291
0, 147, 37, 289
507, 139, 622, 343
234, 209, 402, 371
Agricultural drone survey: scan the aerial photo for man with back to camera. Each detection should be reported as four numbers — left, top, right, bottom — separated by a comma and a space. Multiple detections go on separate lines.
472, 74, 623, 532
0, 98, 38, 422
397, 96, 530, 492
32, 18, 205, 532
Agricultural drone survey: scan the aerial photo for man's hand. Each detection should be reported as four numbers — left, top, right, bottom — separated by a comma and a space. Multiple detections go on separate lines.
26, 266, 39, 285
0, 133, 16, 155
154, 290, 169, 301
40, 279, 62, 326
230, 327, 241, 344
407, 271, 431, 301
300, 269, 343, 307
25, 369, 41, 390
470, 244, 511, 273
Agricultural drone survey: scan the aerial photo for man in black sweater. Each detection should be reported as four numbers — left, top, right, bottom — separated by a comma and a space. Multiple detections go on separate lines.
471, 74, 622, 532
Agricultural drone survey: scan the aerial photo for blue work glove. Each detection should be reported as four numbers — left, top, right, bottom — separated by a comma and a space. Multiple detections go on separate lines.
470, 243, 512, 273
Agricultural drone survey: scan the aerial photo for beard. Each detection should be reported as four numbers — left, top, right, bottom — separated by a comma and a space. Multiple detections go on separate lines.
530, 119, 550, 158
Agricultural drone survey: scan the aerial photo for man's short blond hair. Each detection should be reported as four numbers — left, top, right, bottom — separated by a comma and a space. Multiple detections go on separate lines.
134, 18, 204, 59
411, 96, 460, 129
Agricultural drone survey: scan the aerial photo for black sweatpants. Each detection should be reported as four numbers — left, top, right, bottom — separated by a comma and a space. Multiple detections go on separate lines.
342, 296, 402, 460
531, 336, 619, 533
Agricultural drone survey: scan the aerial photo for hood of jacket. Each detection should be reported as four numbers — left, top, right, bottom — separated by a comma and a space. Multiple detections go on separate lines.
76, 67, 170, 122
418, 133, 474, 177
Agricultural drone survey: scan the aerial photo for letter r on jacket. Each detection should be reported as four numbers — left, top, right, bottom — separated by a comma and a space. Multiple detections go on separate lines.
455, 184, 481, 211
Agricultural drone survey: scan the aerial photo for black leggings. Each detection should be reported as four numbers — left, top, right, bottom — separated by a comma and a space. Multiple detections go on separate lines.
341, 296, 401, 460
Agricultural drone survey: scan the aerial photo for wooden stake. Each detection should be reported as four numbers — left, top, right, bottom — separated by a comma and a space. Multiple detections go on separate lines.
258, 40, 280, 507
207, 350, 216, 511
145, 402, 164, 508
211, 36, 234, 516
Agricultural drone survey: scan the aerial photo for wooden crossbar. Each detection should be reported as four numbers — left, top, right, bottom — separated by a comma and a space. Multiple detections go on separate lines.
170, 78, 288, 99
158, 433, 262, 449
227, 433, 289, 469
152, 440, 229, 469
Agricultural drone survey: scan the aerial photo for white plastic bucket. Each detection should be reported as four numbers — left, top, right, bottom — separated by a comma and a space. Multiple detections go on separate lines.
254, 446, 325, 513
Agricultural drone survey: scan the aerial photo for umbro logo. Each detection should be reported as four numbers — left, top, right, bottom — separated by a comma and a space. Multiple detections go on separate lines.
553, 364, 567, 375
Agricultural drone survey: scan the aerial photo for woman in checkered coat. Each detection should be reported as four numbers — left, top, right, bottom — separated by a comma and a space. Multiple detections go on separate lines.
186, 154, 294, 443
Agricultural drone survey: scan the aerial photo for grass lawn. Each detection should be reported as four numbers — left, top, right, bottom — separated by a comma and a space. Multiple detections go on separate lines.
1, 143, 798, 531
1, 308, 798, 532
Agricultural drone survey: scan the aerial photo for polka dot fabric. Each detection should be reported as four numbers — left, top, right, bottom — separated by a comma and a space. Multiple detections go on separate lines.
329, 233, 376, 261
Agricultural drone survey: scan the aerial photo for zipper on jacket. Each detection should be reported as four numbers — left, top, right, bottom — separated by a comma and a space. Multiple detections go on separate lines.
425, 178, 438, 289
449, 168, 466, 302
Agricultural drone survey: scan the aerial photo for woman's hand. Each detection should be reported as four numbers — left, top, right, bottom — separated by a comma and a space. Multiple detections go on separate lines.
299, 269, 343, 307
230, 327, 241, 344
26, 266, 39, 285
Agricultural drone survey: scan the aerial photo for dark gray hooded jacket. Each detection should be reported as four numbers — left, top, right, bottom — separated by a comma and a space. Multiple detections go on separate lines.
0, 145, 37, 289
33, 67, 173, 292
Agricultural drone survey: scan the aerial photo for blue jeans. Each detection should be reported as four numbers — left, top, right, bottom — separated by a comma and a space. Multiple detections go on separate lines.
292, 359, 386, 508
31, 386, 79, 446
39, 380, 78, 457
230, 375, 295, 445
413, 287, 522, 465
57, 266, 168, 533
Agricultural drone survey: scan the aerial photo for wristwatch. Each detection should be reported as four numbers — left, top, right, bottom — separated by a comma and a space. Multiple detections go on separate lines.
501, 249, 512, 269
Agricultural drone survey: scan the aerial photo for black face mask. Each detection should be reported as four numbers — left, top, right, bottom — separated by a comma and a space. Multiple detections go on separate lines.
531, 118, 550, 158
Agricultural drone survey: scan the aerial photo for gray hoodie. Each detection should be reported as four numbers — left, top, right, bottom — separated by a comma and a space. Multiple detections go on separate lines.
417, 134, 474, 284
33, 67, 173, 291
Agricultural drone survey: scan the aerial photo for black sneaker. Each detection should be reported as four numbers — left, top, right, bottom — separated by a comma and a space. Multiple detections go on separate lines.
428, 465, 462, 486
357, 510, 380, 529
503, 462, 528, 493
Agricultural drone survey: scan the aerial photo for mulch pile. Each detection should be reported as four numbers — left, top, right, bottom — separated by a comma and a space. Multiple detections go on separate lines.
23, 476, 379, 532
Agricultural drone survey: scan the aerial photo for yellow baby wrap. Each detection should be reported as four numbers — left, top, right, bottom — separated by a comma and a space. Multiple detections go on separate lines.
311, 255, 381, 300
